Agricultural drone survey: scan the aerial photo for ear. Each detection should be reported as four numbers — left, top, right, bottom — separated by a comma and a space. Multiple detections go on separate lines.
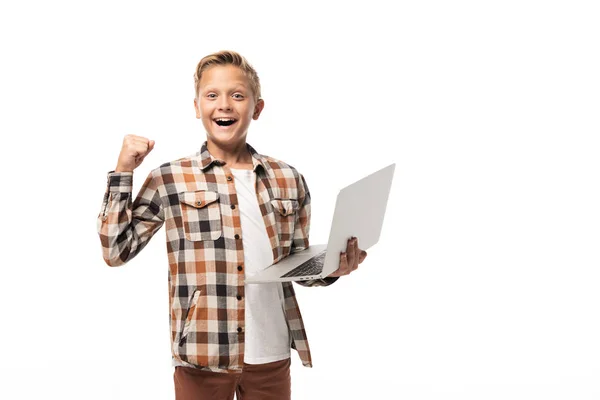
194, 97, 201, 119
252, 99, 265, 120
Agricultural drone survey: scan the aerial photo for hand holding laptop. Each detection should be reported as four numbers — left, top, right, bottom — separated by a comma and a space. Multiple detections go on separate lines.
327, 236, 368, 278
244, 163, 394, 284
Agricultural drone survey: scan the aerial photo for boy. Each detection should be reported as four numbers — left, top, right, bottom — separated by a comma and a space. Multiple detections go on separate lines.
97, 50, 367, 400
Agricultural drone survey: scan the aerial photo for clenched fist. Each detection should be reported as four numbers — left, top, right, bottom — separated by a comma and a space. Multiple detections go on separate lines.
115, 134, 155, 172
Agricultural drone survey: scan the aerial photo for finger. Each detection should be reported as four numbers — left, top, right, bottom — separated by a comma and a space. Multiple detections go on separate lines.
352, 238, 360, 270
126, 134, 149, 142
346, 238, 356, 271
138, 140, 154, 158
130, 138, 151, 150
123, 137, 145, 152
131, 143, 150, 158
340, 252, 351, 275
330, 253, 346, 277
125, 135, 148, 145
133, 147, 152, 165
131, 136, 150, 144
348, 237, 358, 271
358, 249, 367, 264
124, 134, 144, 145
337, 252, 348, 276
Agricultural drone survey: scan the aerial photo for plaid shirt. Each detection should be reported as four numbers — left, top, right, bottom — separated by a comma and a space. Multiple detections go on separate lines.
97, 140, 338, 374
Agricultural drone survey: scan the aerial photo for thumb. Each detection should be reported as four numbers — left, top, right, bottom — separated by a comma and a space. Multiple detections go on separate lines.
359, 250, 367, 263
148, 140, 155, 152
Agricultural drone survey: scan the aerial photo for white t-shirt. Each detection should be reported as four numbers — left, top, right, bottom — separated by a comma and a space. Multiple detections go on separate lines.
230, 167, 291, 364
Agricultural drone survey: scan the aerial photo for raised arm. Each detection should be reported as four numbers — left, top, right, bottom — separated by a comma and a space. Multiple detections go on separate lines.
97, 135, 164, 266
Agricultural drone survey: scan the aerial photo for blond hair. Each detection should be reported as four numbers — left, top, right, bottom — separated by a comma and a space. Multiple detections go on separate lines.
193, 50, 261, 102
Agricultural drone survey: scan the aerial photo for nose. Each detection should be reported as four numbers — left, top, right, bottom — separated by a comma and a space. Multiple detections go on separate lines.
217, 96, 233, 112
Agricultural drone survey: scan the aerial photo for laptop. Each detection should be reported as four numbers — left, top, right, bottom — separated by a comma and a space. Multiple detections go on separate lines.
245, 163, 395, 283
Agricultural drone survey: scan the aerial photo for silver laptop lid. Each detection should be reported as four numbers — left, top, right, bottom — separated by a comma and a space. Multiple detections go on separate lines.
321, 163, 396, 276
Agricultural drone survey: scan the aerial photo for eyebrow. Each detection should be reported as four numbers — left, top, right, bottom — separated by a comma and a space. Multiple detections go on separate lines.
202, 83, 248, 92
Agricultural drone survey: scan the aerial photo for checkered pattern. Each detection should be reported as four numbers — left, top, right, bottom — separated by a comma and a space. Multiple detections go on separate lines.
270, 199, 300, 248
97, 140, 338, 374
179, 190, 222, 241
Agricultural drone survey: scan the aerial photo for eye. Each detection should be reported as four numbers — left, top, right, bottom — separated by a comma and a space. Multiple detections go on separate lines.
232, 93, 244, 99
207, 93, 217, 99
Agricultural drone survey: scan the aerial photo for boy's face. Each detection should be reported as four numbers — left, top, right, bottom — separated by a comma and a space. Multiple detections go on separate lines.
194, 65, 264, 148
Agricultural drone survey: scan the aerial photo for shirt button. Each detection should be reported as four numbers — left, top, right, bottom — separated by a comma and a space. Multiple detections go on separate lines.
227, 176, 233, 181
235, 234, 240, 239
230, 204, 236, 209
196, 201, 203, 206
237, 266, 243, 271
237, 327, 243, 333
236, 295, 242, 300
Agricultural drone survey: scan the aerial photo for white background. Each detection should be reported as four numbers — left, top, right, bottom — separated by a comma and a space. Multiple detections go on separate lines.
1, 0, 599, 399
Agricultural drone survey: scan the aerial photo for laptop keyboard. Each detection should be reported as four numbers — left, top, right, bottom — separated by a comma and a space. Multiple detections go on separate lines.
281, 250, 327, 278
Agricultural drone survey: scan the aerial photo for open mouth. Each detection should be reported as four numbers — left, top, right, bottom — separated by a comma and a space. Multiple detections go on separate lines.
213, 118, 238, 127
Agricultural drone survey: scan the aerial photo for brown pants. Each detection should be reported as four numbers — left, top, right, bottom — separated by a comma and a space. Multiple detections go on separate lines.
173, 357, 291, 400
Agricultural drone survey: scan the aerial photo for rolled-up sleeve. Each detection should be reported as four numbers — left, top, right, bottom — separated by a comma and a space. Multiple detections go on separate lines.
97, 169, 165, 267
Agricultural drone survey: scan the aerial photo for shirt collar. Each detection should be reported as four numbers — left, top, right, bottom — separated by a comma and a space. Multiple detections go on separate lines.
197, 140, 268, 173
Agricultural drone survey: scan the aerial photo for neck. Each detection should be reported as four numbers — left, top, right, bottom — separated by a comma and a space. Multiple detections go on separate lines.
206, 138, 253, 166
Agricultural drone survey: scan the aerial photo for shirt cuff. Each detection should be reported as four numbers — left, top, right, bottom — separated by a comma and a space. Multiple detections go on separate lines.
107, 170, 133, 193
319, 276, 339, 285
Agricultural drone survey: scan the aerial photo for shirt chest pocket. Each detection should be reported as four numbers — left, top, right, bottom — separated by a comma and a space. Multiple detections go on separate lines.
178, 190, 222, 241
270, 198, 299, 247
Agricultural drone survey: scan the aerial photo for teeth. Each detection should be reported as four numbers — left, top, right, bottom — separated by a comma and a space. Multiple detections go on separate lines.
214, 117, 237, 127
